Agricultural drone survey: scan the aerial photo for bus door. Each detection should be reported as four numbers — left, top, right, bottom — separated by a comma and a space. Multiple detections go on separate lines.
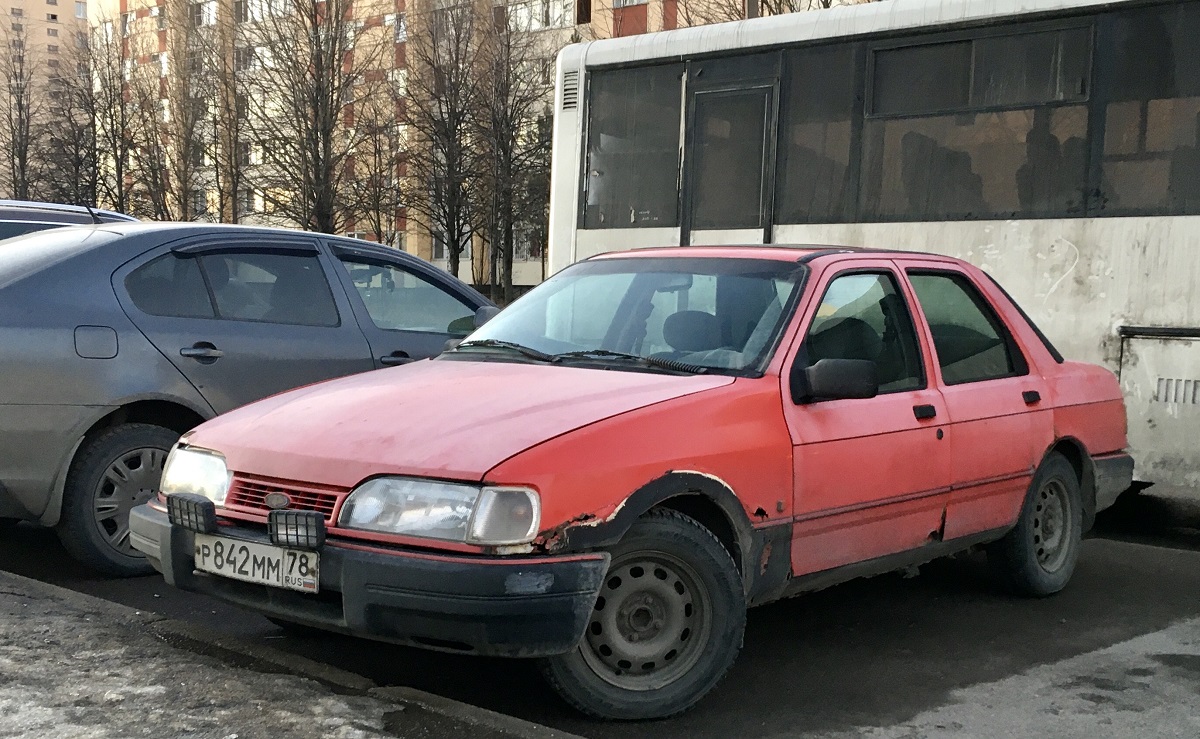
681, 53, 780, 247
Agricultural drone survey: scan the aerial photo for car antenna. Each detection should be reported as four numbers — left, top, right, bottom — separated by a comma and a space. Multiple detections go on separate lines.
81, 202, 102, 225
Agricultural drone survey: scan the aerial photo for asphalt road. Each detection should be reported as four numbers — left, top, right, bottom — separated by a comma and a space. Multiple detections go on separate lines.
2, 490, 1199, 738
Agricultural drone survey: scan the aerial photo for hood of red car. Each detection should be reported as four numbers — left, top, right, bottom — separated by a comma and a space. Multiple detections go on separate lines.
185, 358, 735, 487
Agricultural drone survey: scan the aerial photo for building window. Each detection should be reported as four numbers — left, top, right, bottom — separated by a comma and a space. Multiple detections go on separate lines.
47, 0, 57, 6
234, 46, 253, 71
10, 22, 20, 30
394, 11, 406, 42
74, 1, 84, 18
120, 11, 130, 34
237, 188, 256, 215
9, 7, 21, 16
583, 64, 683, 229
46, 12, 57, 20
9, 38, 20, 49
191, 189, 208, 216
233, 0, 247, 22
46, 58, 58, 68
47, 43, 57, 52
612, 0, 645, 7
46, 26, 56, 35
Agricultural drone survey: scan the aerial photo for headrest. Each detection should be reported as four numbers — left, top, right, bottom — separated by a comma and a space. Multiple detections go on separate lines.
663, 310, 721, 353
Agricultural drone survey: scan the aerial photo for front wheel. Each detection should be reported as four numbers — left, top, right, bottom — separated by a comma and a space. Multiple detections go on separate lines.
57, 423, 179, 577
541, 509, 746, 720
989, 452, 1083, 597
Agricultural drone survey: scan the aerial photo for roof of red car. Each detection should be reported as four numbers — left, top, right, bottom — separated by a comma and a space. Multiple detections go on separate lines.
588, 245, 955, 263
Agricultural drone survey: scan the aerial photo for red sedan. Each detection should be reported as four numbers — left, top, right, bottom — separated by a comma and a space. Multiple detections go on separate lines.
131, 246, 1133, 720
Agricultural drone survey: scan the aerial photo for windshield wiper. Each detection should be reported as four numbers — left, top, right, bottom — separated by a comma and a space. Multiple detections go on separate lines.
453, 339, 555, 363
552, 349, 708, 374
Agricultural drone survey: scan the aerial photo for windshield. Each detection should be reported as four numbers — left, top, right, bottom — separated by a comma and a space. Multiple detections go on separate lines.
460, 257, 804, 374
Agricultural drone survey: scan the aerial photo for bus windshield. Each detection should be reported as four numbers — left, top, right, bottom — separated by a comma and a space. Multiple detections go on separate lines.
458, 257, 803, 374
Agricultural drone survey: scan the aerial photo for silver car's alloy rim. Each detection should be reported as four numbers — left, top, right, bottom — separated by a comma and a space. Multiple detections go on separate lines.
93, 447, 167, 556
580, 550, 712, 691
1034, 478, 1072, 573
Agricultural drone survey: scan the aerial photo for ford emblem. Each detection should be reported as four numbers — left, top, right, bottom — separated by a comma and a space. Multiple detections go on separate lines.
264, 492, 292, 510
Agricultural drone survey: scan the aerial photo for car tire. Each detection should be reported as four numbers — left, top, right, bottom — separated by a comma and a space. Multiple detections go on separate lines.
989, 452, 1083, 597
540, 509, 746, 720
57, 423, 179, 577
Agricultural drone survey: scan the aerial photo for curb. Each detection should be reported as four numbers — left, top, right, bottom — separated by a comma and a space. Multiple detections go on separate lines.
371, 686, 587, 739
0, 570, 585, 739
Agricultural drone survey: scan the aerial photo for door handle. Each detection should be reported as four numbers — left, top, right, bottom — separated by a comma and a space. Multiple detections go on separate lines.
1023, 390, 1042, 405
913, 404, 937, 420
180, 342, 223, 362
380, 351, 414, 366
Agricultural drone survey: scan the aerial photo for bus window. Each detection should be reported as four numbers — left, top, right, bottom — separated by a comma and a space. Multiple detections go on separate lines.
776, 44, 858, 224
1102, 4, 1200, 215
690, 89, 770, 230
863, 27, 1091, 221
583, 64, 683, 229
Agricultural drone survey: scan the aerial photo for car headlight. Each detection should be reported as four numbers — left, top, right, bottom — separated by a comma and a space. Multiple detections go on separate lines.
338, 477, 540, 546
160, 446, 231, 505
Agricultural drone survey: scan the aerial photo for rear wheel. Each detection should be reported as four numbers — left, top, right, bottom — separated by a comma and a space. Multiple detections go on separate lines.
541, 509, 745, 720
989, 452, 1083, 597
57, 423, 179, 577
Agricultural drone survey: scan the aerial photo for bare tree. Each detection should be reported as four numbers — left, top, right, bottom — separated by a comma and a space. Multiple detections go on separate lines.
472, 7, 552, 302
197, 0, 248, 222
236, 0, 386, 232
93, 17, 136, 213
0, 22, 45, 200
402, 0, 481, 278
122, 4, 210, 220
42, 29, 98, 205
350, 86, 406, 244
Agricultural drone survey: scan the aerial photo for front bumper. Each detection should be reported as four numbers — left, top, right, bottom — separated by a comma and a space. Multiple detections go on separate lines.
130, 504, 608, 657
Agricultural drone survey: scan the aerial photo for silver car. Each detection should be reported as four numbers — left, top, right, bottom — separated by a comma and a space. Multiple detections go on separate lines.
0, 222, 491, 574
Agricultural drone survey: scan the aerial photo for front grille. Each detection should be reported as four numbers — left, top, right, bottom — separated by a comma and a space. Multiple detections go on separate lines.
225, 473, 346, 523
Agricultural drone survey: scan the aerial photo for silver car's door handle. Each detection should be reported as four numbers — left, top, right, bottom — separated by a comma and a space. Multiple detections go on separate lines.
180, 343, 223, 361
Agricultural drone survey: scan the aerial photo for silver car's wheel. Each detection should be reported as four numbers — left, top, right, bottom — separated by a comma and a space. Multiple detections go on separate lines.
92, 446, 168, 556
58, 423, 180, 576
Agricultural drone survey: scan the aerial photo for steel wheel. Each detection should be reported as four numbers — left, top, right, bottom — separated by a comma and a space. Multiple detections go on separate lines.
1033, 478, 1072, 573
92, 447, 168, 556
580, 550, 713, 692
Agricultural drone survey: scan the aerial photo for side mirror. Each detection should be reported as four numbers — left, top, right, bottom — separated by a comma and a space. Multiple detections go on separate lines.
474, 305, 500, 328
791, 358, 878, 404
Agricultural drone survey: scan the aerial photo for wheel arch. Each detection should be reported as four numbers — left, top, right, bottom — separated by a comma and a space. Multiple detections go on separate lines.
39, 397, 211, 527
555, 471, 790, 600
1043, 436, 1097, 530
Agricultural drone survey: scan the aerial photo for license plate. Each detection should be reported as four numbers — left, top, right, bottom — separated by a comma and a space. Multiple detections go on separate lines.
193, 534, 319, 593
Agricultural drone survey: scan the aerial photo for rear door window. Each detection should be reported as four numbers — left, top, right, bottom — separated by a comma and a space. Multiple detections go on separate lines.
199, 252, 339, 327
125, 253, 215, 318
907, 271, 1025, 384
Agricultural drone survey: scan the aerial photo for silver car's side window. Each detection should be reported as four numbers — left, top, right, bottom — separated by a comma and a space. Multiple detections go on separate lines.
338, 257, 475, 335
125, 254, 215, 318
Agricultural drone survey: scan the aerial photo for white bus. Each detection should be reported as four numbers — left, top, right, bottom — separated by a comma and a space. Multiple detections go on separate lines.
548, 0, 1200, 496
